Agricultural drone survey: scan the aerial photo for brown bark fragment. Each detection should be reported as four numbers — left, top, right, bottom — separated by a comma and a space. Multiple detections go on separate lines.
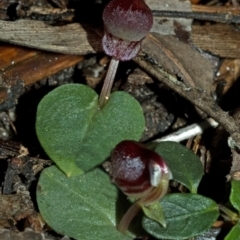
0, 45, 40, 70
2, 52, 84, 86
0, 45, 84, 110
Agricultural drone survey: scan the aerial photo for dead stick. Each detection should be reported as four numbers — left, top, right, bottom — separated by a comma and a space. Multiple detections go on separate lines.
152, 5, 240, 24
134, 54, 240, 147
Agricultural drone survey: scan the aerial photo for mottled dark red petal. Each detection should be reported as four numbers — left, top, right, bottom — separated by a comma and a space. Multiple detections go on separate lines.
102, 0, 153, 42
110, 140, 170, 198
102, 32, 140, 61
113, 177, 152, 198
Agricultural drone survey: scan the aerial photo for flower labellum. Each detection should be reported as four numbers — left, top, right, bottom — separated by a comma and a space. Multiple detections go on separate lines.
102, 0, 153, 61
108, 140, 171, 233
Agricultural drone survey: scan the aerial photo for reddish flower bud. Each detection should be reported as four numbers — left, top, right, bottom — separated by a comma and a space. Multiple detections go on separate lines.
102, 0, 153, 61
108, 140, 171, 232
110, 140, 170, 200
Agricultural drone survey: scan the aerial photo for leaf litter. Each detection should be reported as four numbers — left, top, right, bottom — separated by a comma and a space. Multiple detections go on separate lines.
0, 0, 240, 239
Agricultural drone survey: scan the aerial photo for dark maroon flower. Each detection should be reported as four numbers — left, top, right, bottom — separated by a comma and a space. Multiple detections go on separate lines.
111, 140, 169, 198
108, 140, 171, 233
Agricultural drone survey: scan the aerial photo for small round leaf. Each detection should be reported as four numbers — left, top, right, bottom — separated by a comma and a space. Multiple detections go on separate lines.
142, 193, 219, 240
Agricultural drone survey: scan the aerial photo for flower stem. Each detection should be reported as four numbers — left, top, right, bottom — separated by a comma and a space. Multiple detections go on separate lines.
99, 57, 119, 108
117, 172, 170, 233
142, 172, 170, 205
117, 200, 142, 233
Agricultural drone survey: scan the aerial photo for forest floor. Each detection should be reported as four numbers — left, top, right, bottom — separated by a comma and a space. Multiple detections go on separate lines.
0, 0, 240, 239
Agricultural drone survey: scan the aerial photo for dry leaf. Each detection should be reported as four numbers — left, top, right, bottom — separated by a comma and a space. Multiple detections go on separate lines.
0, 20, 102, 54
0, 1, 193, 55
141, 33, 214, 94
212, 59, 240, 99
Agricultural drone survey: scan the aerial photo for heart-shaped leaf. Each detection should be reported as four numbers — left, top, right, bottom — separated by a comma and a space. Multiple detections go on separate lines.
155, 141, 204, 193
37, 166, 133, 240
230, 180, 240, 212
142, 193, 219, 240
36, 84, 145, 176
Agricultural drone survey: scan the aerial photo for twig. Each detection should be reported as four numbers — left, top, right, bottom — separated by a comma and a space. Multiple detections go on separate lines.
152, 11, 240, 24
154, 118, 218, 143
134, 53, 240, 148
152, 5, 240, 24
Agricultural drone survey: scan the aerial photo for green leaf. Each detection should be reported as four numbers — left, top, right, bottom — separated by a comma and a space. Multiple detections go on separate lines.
230, 180, 240, 212
37, 166, 133, 240
225, 222, 240, 240
155, 141, 203, 193
142, 193, 219, 240
142, 202, 166, 228
36, 84, 144, 176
